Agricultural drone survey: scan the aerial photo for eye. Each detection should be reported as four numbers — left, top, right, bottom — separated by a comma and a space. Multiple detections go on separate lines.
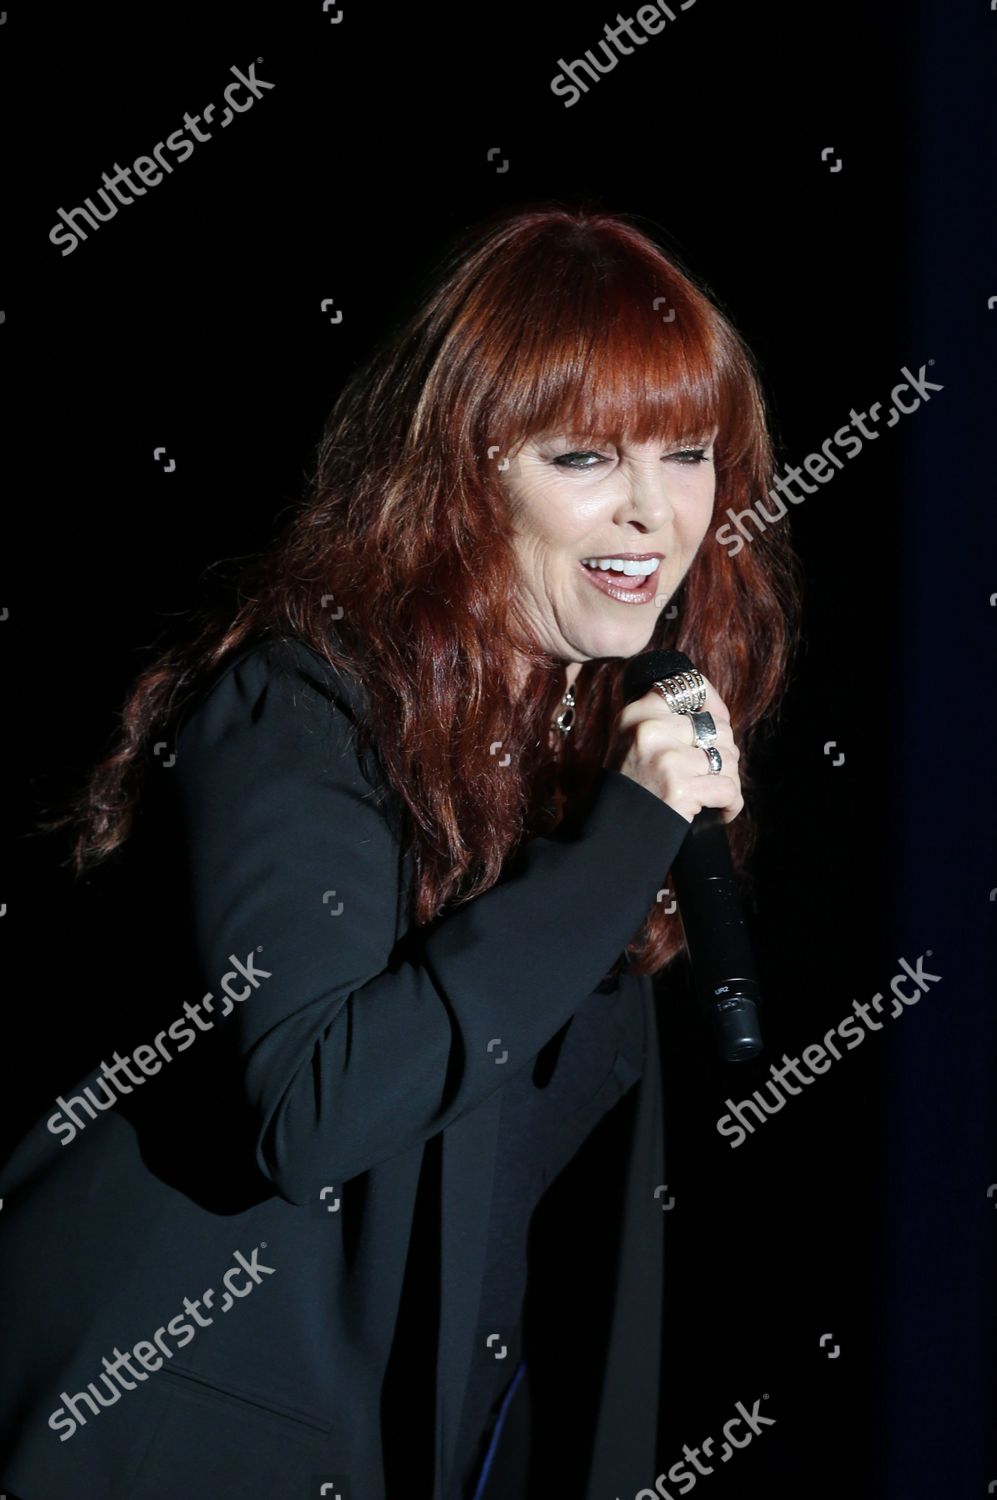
549, 444, 713, 470
552, 449, 611, 471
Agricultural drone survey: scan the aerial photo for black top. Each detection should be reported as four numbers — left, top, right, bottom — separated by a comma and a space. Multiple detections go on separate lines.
454, 959, 647, 1498
0, 634, 693, 1500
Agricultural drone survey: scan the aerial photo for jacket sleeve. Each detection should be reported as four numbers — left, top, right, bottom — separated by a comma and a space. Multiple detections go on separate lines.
171, 637, 692, 1203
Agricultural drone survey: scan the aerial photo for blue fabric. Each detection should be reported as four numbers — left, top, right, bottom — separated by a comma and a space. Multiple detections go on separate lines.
469, 1357, 528, 1500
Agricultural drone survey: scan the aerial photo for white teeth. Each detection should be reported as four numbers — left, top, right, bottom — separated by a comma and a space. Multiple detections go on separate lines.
581, 556, 660, 576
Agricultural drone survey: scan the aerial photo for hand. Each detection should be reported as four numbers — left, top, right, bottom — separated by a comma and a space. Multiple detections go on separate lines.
602, 675, 744, 825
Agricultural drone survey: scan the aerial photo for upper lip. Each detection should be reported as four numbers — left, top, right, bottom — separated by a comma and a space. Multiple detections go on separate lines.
579, 551, 664, 560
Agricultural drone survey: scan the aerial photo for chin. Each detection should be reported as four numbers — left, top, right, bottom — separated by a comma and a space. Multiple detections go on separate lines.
572, 622, 658, 663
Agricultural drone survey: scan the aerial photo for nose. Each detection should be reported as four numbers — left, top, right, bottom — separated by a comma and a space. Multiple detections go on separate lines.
611, 457, 677, 535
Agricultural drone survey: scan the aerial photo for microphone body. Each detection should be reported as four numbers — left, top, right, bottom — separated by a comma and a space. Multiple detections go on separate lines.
621, 649, 764, 1062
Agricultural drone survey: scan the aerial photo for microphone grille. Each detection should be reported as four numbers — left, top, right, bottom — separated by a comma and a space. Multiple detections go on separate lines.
622, 648, 696, 705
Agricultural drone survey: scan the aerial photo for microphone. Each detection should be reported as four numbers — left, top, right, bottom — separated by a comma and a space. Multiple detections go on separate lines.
621, 649, 764, 1062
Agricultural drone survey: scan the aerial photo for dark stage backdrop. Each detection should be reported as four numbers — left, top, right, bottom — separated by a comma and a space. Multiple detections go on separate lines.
3, 2, 995, 1495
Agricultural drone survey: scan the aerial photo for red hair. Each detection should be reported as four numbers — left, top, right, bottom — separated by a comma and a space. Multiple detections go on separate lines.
39, 202, 802, 975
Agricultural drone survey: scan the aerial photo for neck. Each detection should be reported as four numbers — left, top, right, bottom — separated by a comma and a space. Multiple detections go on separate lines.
510, 655, 582, 704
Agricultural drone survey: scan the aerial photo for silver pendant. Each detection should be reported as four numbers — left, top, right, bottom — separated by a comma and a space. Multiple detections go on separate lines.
553, 685, 575, 735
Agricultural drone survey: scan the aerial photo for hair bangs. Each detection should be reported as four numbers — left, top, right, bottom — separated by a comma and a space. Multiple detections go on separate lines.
486, 265, 726, 460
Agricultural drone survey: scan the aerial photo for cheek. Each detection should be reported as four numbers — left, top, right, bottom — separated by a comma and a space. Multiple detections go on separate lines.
532, 496, 604, 559
505, 464, 620, 571
554, 488, 615, 548
506, 471, 588, 546
687, 479, 718, 545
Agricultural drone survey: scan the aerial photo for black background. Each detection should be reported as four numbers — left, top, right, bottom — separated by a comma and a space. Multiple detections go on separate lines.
3, 1, 996, 1495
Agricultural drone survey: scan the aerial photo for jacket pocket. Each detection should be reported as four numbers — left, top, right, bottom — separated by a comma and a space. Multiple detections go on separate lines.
155, 1360, 333, 1435
127, 1364, 341, 1500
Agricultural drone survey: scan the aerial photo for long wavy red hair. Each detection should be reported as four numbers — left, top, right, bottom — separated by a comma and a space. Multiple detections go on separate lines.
38, 202, 803, 975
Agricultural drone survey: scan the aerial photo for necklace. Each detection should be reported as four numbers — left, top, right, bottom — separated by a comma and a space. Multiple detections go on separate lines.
545, 679, 576, 824
552, 683, 576, 737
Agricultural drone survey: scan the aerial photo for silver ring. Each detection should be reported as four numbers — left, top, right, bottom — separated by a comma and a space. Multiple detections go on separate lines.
688, 710, 717, 749
702, 745, 723, 775
652, 671, 706, 714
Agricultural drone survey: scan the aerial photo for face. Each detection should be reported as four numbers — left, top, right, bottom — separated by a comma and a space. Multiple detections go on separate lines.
501, 427, 719, 680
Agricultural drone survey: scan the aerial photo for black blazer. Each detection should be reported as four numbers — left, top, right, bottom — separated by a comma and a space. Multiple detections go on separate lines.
0, 634, 691, 1500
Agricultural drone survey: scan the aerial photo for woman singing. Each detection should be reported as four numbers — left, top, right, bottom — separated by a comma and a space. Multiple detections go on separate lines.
0, 203, 800, 1500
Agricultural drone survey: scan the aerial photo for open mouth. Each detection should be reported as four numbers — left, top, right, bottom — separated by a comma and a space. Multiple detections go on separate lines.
578, 556, 661, 604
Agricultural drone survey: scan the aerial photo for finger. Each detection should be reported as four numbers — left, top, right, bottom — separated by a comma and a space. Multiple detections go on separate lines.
660, 771, 742, 822
667, 745, 739, 784
686, 773, 742, 813
649, 672, 730, 722
717, 794, 746, 825
630, 714, 740, 763
682, 708, 739, 752
619, 673, 731, 733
